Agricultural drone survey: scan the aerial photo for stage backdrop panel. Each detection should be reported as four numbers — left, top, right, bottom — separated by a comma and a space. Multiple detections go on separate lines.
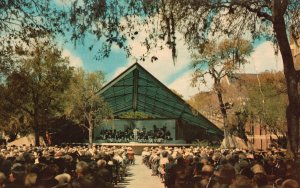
94, 119, 176, 140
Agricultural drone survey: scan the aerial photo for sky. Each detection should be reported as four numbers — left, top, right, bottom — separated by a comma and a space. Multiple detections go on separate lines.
54, 0, 284, 100
60, 36, 283, 100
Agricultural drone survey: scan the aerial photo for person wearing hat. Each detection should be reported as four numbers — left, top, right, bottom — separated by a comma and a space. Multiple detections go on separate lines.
252, 164, 269, 188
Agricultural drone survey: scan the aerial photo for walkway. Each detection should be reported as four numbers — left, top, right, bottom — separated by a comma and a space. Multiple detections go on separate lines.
116, 156, 165, 188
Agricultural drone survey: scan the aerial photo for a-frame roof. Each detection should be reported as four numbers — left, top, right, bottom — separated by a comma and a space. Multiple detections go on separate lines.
99, 63, 222, 136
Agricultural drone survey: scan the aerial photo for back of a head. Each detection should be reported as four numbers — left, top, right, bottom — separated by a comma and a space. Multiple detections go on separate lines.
194, 156, 200, 163
168, 155, 174, 163
70, 176, 95, 188
282, 179, 300, 188
97, 159, 106, 168
218, 164, 236, 185
252, 164, 266, 175
162, 151, 168, 158
55, 173, 71, 187
176, 156, 185, 166
0, 172, 5, 185
187, 155, 194, 164
253, 173, 268, 187
76, 161, 89, 176
202, 165, 214, 177
11, 164, 26, 185
24, 173, 37, 187
235, 175, 253, 188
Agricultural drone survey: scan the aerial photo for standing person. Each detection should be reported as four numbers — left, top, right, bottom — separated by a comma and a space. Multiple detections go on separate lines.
218, 164, 236, 188
126, 147, 135, 165
165, 156, 176, 188
133, 128, 139, 141
151, 151, 160, 176
45, 131, 51, 146
159, 151, 169, 182
174, 156, 187, 188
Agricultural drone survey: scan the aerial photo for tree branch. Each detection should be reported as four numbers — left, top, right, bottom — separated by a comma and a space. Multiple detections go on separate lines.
280, 0, 289, 15
79, 123, 89, 130
5, 96, 34, 116
241, 3, 272, 21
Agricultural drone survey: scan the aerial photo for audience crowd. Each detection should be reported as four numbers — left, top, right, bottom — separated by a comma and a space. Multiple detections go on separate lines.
0, 145, 135, 188
96, 126, 172, 143
1, 143, 299, 188
142, 146, 300, 188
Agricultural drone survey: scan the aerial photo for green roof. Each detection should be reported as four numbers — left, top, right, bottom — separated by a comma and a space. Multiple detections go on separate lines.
99, 63, 223, 136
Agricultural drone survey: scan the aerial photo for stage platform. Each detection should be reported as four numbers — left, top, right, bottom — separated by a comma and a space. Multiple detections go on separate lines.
95, 142, 197, 155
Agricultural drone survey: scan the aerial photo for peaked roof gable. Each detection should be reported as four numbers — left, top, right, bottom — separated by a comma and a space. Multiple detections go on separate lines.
99, 63, 222, 136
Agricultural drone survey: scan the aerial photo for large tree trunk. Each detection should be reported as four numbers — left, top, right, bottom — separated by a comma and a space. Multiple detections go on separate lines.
34, 114, 40, 146
87, 117, 93, 148
88, 126, 93, 148
273, 16, 300, 158
215, 81, 231, 148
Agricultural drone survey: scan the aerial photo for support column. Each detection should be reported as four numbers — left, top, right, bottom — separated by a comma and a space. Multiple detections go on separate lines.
132, 69, 139, 112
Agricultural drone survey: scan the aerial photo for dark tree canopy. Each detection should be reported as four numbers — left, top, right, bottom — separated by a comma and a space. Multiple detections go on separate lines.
0, 0, 62, 66
0, 42, 74, 145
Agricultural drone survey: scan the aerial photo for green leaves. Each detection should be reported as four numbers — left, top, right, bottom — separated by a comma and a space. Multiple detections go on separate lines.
192, 39, 253, 86
245, 72, 287, 133
0, 43, 74, 142
65, 69, 111, 128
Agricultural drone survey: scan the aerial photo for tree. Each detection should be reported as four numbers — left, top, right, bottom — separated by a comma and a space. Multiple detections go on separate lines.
0, 43, 74, 146
245, 72, 287, 139
66, 69, 111, 148
64, 0, 300, 158
191, 39, 253, 148
0, 95, 31, 141
188, 91, 220, 118
0, 1, 64, 74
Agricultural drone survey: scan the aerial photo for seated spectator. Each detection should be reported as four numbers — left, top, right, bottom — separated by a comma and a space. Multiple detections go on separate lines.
0, 172, 5, 188
199, 165, 217, 188
252, 164, 269, 188
6, 164, 26, 188
75, 161, 89, 178
218, 164, 236, 188
282, 179, 299, 188
24, 173, 37, 188
235, 175, 254, 188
